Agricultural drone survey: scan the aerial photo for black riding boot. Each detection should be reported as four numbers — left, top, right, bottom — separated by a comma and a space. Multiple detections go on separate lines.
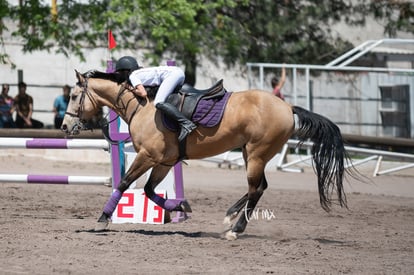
156, 102, 197, 142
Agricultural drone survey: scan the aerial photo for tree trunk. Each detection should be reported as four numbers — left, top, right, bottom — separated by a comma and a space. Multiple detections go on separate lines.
183, 52, 197, 87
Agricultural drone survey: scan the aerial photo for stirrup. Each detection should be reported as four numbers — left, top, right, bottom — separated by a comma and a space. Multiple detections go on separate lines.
178, 123, 196, 142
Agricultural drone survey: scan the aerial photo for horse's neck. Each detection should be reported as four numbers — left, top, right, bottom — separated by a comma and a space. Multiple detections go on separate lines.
114, 89, 145, 124
94, 81, 143, 124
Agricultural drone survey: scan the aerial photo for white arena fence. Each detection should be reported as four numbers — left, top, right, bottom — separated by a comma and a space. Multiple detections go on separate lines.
202, 139, 414, 177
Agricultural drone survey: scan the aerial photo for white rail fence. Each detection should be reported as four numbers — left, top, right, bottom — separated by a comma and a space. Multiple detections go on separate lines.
203, 139, 414, 177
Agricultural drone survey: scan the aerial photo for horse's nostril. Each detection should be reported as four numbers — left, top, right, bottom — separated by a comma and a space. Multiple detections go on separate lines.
61, 124, 67, 131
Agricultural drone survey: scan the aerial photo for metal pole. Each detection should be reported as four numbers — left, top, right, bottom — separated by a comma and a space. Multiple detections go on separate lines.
292, 67, 297, 105
259, 65, 264, 90
337, 39, 384, 67
247, 64, 252, 89
325, 40, 375, 67
305, 68, 310, 110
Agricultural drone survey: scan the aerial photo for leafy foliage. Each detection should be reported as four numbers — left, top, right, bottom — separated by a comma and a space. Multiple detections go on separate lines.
0, 0, 412, 83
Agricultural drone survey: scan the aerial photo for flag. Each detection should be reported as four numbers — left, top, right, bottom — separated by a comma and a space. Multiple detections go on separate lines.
108, 30, 117, 49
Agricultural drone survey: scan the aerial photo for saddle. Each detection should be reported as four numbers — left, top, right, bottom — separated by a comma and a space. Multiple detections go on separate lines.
166, 79, 226, 119
163, 80, 231, 160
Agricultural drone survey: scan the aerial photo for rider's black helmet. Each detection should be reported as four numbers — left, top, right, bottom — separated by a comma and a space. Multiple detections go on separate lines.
115, 56, 140, 72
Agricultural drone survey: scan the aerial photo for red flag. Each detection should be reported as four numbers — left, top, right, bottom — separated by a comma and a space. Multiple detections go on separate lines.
108, 30, 117, 49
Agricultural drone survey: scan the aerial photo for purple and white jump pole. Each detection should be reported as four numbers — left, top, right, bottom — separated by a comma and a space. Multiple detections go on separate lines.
0, 174, 110, 185
0, 137, 111, 185
0, 138, 109, 150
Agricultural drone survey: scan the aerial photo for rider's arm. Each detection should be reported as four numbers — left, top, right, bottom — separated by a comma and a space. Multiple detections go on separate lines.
129, 71, 147, 97
275, 66, 286, 90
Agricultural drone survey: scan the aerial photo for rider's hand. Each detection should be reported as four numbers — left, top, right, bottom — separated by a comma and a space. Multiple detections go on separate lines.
125, 83, 147, 98
125, 83, 135, 91
133, 84, 147, 98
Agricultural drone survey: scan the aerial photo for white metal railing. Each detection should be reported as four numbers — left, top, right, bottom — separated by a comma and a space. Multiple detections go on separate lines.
206, 39, 414, 176
326, 38, 414, 67
247, 62, 414, 110
282, 139, 414, 177
247, 39, 414, 111
202, 139, 414, 177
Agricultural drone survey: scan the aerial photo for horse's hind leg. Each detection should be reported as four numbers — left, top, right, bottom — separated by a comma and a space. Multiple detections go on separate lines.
225, 160, 268, 240
223, 147, 250, 226
223, 193, 248, 226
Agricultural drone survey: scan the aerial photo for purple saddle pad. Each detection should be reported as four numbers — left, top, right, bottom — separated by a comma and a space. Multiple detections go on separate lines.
163, 92, 232, 131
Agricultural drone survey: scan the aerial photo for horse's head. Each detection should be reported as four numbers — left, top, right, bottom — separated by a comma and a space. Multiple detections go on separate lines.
61, 70, 100, 135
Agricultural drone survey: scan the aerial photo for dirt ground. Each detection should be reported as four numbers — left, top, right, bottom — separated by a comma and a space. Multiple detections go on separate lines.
0, 153, 413, 274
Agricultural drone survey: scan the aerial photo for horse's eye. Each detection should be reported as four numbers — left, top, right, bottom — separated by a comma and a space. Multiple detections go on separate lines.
71, 94, 78, 100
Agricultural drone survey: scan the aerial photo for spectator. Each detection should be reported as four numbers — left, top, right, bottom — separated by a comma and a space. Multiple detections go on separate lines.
271, 66, 286, 100
0, 84, 16, 128
14, 81, 44, 128
53, 84, 71, 129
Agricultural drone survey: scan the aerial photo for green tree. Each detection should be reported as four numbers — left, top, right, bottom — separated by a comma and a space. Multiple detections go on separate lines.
9, 0, 111, 59
366, 0, 414, 36
1, 0, 413, 85
0, 0, 12, 65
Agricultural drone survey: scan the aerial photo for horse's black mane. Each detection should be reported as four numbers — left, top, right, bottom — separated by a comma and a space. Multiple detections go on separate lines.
83, 70, 157, 100
84, 70, 127, 84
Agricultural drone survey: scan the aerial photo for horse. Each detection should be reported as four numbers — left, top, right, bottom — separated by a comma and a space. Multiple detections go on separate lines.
62, 70, 351, 240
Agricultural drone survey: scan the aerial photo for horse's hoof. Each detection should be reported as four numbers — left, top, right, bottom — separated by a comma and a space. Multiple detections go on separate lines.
94, 221, 108, 232
179, 200, 192, 213
224, 230, 238, 241
94, 213, 109, 232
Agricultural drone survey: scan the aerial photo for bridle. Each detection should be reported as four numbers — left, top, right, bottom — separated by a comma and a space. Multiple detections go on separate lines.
63, 78, 94, 133
65, 79, 89, 118
63, 74, 142, 142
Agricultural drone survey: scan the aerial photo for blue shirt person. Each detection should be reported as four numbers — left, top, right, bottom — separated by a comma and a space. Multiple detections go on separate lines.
53, 85, 71, 129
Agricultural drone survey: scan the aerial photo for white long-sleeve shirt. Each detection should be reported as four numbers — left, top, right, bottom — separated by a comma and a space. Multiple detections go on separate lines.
129, 66, 185, 104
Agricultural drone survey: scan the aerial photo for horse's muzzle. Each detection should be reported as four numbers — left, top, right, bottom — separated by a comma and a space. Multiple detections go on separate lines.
61, 122, 82, 135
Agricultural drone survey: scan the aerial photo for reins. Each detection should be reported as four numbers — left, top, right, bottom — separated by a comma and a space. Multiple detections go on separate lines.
100, 84, 134, 145
67, 75, 149, 146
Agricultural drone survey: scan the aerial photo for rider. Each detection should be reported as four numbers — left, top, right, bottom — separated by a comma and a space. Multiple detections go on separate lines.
115, 56, 197, 142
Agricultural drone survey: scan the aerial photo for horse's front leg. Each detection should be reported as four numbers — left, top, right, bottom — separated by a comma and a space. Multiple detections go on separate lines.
144, 165, 192, 213
95, 152, 154, 231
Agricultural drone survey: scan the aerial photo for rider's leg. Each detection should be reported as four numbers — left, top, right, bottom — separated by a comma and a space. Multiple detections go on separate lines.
154, 69, 196, 142
153, 68, 185, 104
156, 102, 197, 142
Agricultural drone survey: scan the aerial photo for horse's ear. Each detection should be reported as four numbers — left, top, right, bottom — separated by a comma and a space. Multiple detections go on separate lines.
75, 69, 85, 83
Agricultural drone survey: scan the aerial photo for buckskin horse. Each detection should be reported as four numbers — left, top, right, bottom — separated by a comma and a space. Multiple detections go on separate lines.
62, 70, 351, 240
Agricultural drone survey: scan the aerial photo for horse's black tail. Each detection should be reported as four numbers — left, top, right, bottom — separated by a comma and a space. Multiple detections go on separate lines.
292, 106, 349, 211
